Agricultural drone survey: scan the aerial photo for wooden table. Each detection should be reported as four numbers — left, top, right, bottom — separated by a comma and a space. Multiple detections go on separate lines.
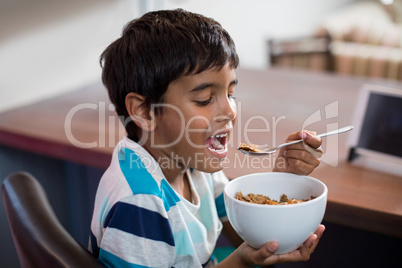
1, 68, 401, 239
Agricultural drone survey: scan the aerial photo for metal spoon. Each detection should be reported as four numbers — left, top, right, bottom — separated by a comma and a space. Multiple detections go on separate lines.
237, 125, 353, 156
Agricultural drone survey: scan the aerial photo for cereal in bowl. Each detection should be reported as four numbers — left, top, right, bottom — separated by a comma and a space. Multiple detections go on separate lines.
235, 191, 316, 205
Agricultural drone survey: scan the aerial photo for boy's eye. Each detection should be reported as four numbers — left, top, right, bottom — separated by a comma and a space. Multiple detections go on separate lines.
229, 94, 236, 100
196, 97, 213, 106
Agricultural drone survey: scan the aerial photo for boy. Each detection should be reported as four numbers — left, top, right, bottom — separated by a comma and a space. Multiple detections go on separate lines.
89, 9, 325, 267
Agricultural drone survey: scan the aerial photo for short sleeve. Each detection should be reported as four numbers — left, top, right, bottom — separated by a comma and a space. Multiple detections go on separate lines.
95, 196, 176, 267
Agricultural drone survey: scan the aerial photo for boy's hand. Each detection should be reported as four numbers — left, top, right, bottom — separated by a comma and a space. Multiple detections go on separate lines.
273, 130, 323, 175
233, 224, 325, 267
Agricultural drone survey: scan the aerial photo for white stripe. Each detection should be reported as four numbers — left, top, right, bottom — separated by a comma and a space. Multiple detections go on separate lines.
101, 227, 176, 267
211, 171, 229, 199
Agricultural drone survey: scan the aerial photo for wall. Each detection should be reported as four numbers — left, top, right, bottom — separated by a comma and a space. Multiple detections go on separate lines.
162, 0, 359, 68
0, 0, 363, 113
0, 0, 139, 113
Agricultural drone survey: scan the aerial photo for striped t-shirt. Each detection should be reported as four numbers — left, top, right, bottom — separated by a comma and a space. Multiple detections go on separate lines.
89, 136, 229, 267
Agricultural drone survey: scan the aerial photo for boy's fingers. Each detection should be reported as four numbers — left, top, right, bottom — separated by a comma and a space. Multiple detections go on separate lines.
260, 241, 278, 259
303, 225, 325, 256
284, 158, 315, 175
284, 148, 321, 167
283, 233, 317, 262
305, 144, 323, 160
297, 235, 316, 261
284, 131, 322, 151
283, 147, 321, 175
286, 145, 323, 161
310, 225, 325, 253
317, 224, 326, 237
242, 241, 278, 266
300, 131, 322, 149
262, 225, 325, 265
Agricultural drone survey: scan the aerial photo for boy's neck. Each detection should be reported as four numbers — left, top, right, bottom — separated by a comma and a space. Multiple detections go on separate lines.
162, 167, 193, 203
142, 143, 193, 202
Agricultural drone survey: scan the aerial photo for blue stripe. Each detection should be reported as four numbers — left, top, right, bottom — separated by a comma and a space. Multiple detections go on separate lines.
199, 194, 213, 231
97, 196, 109, 223
118, 147, 180, 211
119, 148, 160, 196
104, 201, 175, 246
186, 221, 206, 244
160, 179, 180, 211
173, 230, 195, 256
206, 174, 214, 191
99, 249, 151, 268
215, 193, 227, 218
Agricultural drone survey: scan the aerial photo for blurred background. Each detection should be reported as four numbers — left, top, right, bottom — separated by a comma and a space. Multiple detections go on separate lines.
1, 0, 401, 267
3, 0, 400, 114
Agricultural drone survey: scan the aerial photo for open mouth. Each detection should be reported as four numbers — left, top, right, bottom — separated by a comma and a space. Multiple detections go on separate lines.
207, 132, 228, 152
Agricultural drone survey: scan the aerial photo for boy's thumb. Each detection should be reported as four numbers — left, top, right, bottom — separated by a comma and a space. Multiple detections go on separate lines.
266, 241, 279, 254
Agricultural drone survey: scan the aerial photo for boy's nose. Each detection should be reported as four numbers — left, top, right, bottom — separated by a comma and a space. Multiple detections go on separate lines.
214, 97, 237, 123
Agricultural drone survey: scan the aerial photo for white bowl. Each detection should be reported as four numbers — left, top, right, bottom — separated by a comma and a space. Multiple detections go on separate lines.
224, 172, 327, 254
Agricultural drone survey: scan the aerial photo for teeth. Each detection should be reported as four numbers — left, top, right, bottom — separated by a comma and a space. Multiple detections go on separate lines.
210, 133, 228, 152
213, 133, 228, 138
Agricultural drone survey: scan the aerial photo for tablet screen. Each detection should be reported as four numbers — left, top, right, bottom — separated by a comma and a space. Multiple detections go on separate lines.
357, 92, 402, 158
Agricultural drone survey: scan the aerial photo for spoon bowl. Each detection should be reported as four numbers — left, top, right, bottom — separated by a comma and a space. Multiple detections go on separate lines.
237, 125, 353, 156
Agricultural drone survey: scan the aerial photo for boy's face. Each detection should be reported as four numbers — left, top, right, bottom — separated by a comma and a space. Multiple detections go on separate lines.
148, 63, 237, 173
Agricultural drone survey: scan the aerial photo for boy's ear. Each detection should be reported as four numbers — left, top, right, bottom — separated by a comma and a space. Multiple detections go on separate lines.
125, 92, 156, 132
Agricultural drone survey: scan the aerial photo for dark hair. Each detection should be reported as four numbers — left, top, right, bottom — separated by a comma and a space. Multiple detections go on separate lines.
100, 9, 239, 141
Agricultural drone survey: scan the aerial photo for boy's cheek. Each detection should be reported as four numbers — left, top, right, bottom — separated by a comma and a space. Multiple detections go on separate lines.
229, 107, 238, 127
232, 116, 237, 126
186, 117, 213, 132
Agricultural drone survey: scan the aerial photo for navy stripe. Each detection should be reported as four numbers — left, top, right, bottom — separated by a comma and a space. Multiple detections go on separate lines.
104, 201, 175, 246
90, 230, 100, 258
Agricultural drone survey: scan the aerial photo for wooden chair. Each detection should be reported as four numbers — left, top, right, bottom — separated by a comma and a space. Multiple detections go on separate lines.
268, 36, 332, 71
1, 172, 105, 268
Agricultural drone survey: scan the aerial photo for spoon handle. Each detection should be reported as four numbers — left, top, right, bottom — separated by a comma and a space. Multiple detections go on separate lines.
277, 125, 354, 149
316, 125, 354, 138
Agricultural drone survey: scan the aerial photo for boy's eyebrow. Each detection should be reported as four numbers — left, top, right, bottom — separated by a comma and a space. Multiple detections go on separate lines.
190, 79, 238, 92
190, 83, 214, 92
